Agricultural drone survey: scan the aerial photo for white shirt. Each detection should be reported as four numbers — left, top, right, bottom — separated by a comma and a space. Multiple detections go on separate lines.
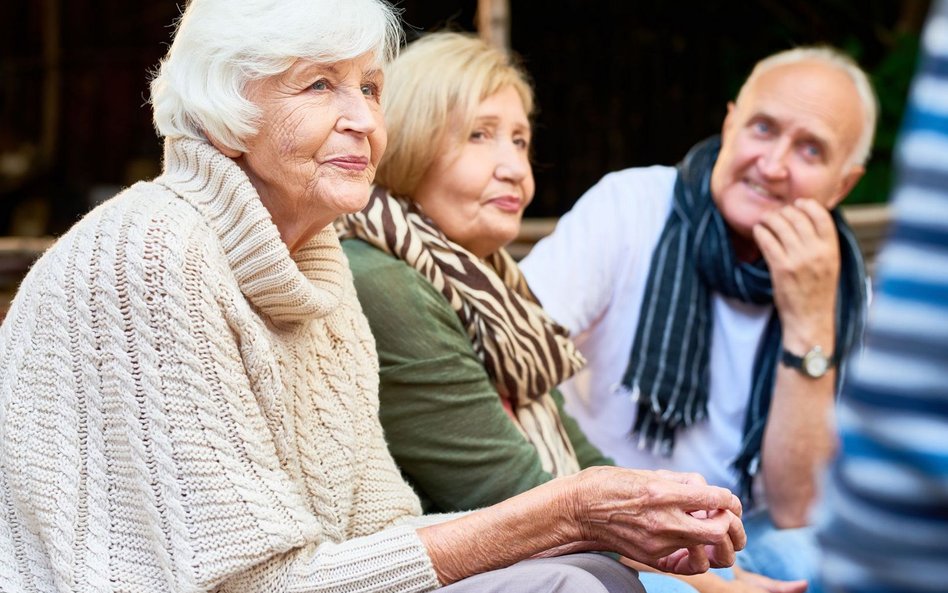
521, 166, 772, 494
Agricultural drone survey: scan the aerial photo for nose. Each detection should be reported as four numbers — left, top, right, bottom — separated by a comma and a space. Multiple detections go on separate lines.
494, 140, 530, 183
337, 90, 378, 136
758, 137, 791, 179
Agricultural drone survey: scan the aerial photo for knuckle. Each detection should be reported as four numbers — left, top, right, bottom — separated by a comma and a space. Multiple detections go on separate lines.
685, 472, 706, 485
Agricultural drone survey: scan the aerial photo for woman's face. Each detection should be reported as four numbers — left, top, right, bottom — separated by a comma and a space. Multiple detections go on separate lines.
235, 53, 386, 250
413, 86, 534, 259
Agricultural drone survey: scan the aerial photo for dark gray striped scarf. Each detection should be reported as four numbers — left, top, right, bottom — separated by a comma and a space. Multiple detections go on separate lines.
338, 187, 586, 477
622, 136, 867, 501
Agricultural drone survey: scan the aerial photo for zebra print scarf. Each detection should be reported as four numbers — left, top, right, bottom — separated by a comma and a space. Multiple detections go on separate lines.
338, 187, 585, 477
622, 136, 867, 501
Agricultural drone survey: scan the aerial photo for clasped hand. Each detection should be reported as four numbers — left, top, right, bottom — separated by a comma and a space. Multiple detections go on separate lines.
562, 467, 746, 575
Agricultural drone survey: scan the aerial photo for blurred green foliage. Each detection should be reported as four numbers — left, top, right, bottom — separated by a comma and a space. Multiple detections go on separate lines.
846, 31, 922, 204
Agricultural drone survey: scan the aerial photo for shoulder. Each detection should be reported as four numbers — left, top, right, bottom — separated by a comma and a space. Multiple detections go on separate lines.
18, 181, 230, 318
343, 239, 480, 371
342, 239, 463, 334
596, 165, 678, 194
544, 165, 678, 247
575, 166, 677, 218
528, 165, 677, 257
343, 239, 433, 299
60, 180, 217, 258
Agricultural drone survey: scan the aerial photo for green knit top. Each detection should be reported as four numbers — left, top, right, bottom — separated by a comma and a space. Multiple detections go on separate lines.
343, 238, 613, 513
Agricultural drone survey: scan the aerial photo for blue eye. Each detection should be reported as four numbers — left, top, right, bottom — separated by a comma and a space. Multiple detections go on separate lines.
311, 79, 330, 91
802, 143, 822, 159
754, 121, 771, 134
361, 83, 380, 98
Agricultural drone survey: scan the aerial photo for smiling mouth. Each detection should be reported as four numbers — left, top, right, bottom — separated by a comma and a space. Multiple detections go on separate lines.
488, 196, 522, 213
743, 179, 780, 201
327, 156, 369, 171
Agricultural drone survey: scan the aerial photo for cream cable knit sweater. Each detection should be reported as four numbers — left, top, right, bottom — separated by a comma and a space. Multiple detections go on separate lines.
0, 138, 442, 593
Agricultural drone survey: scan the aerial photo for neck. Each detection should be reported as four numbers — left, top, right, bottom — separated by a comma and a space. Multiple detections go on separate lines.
254, 187, 335, 255
730, 230, 762, 263
267, 208, 332, 254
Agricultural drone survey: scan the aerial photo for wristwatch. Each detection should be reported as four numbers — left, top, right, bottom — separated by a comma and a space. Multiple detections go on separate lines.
780, 345, 836, 378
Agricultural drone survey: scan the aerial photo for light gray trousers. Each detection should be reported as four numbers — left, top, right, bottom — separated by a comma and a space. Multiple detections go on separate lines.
439, 553, 646, 593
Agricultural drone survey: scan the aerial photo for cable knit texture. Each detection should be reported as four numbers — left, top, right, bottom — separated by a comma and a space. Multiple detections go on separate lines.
0, 137, 441, 593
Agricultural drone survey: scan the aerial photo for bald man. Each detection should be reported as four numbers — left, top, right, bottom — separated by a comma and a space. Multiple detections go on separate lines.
522, 47, 876, 591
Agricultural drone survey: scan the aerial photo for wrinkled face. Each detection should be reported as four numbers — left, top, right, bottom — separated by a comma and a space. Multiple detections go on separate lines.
709, 60, 866, 252
413, 86, 535, 259
237, 53, 386, 241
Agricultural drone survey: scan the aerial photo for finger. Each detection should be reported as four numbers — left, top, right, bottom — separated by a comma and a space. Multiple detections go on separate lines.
779, 202, 820, 242
686, 545, 710, 573
640, 478, 740, 518
655, 470, 708, 487
675, 506, 743, 551
703, 509, 744, 567
794, 198, 838, 240
654, 548, 690, 574
758, 207, 804, 254
704, 522, 736, 568
668, 482, 743, 517
720, 508, 746, 551
752, 223, 786, 267
690, 509, 709, 520
655, 548, 710, 576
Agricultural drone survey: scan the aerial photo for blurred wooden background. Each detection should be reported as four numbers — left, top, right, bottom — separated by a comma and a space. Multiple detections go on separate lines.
0, 0, 931, 315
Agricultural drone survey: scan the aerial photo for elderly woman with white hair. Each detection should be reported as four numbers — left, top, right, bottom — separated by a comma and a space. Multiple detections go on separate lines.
0, 1, 746, 592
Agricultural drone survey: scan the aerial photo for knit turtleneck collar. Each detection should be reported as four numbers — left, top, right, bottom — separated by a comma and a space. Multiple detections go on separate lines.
156, 137, 347, 323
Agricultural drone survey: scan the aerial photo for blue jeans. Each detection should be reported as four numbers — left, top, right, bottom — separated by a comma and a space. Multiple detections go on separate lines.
637, 509, 817, 592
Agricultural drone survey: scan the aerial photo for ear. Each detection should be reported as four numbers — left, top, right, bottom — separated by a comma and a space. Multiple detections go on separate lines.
828, 165, 865, 209
205, 131, 243, 158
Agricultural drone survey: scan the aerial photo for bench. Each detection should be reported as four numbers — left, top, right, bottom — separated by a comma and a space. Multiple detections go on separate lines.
0, 204, 892, 323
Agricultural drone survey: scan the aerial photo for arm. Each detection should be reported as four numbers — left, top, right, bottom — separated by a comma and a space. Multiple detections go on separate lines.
345, 239, 560, 511
417, 467, 747, 585
753, 199, 841, 527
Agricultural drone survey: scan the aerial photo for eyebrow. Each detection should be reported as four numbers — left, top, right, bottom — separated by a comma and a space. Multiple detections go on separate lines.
289, 61, 382, 81
749, 111, 833, 158
473, 114, 531, 131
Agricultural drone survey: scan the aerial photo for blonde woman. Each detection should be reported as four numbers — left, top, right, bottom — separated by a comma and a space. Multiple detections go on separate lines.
338, 32, 744, 591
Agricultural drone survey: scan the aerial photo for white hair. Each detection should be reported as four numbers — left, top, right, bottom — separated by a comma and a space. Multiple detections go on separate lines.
150, 0, 402, 152
737, 46, 879, 167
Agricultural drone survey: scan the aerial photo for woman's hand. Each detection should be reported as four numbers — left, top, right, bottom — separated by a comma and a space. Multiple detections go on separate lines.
570, 467, 745, 573
418, 466, 745, 585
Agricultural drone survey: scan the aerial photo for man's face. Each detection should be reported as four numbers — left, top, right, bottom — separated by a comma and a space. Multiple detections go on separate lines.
709, 60, 866, 249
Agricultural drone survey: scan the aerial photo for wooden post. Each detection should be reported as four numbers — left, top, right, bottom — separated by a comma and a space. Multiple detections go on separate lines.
41, 0, 61, 171
477, 0, 511, 53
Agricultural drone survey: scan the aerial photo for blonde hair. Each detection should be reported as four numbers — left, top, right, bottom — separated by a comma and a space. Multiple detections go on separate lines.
737, 46, 878, 166
376, 32, 534, 197
150, 0, 402, 153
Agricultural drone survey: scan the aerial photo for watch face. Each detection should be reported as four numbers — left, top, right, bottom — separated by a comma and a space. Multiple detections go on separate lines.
804, 351, 829, 377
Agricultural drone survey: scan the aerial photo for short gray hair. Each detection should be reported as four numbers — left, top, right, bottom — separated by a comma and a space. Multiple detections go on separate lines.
150, 0, 402, 152
736, 46, 878, 166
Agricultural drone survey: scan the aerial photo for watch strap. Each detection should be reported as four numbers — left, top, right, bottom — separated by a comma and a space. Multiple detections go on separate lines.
780, 345, 838, 372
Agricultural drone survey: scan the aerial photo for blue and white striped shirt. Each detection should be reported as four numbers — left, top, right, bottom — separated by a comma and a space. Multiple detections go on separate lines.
817, 2, 948, 592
